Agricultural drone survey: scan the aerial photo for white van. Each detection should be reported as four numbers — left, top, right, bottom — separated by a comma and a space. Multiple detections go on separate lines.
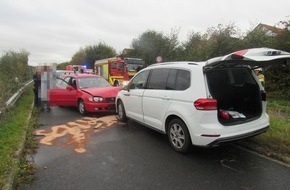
116, 48, 290, 153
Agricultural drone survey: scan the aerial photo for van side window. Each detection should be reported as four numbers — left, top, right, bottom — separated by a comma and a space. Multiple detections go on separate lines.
166, 69, 177, 90
147, 68, 170, 89
128, 70, 150, 89
175, 70, 190, 90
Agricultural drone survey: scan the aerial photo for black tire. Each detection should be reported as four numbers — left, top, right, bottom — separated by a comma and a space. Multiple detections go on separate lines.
167, 118, 191, 153
78, 99, 87, 115
117, 101, 127, 122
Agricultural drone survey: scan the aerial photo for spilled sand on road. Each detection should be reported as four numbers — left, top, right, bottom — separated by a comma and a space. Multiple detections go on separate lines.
34, 115, 119, 153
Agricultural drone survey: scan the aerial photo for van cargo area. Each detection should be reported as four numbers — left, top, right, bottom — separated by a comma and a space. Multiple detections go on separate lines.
206, 67, 263, 125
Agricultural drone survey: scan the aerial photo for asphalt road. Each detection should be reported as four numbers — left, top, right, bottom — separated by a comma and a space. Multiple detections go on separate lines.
21, 106, 290, 190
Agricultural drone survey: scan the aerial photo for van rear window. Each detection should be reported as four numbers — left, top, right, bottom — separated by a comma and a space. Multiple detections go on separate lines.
207, 68, 255, 87
175, 70, 190, 90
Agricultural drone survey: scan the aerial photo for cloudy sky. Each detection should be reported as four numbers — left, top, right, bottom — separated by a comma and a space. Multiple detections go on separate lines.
0, 0, 289, 66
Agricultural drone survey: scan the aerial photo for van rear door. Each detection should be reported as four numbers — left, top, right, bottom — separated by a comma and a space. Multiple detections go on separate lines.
204, 48, 290, 71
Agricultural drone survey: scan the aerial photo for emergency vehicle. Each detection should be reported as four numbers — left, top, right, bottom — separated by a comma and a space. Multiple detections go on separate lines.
66, 65, 87, 73
94, 57, 145, 86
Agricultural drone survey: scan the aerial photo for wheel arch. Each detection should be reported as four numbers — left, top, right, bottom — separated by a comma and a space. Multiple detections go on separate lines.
165, 114, 193, 153
77, 97, 84, 104
165, 114, 193, 140
165, 115, 185, 134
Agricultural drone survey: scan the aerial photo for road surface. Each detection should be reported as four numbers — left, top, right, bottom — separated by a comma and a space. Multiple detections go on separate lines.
22, 106, 290, 190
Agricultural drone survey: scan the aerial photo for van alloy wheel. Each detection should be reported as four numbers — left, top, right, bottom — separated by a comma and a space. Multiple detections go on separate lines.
167, 119, 191, 153
170, 124, 185, 148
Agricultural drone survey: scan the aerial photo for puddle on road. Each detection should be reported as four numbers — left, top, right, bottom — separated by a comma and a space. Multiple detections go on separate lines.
34, 115, 119, 153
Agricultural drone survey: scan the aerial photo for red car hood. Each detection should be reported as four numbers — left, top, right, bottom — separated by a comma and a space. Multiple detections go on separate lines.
81, 86, 121, 97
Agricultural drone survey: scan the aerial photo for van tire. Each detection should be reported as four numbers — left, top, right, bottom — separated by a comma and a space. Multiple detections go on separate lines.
117, 101, 127, 122
167, 118, 191, 153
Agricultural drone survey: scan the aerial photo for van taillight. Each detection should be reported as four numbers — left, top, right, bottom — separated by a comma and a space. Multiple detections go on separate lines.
261, 91, 266, 101
194, 99, 217, 110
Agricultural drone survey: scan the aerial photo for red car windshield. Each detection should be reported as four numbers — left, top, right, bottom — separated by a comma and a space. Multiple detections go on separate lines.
78, 77, 111, 89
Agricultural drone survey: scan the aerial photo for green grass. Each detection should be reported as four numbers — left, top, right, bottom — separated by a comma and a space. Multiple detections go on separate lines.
239, 99, 290, 164
267, 99, 290, 113
0, 86, 35, 189
15, 107, 38, 189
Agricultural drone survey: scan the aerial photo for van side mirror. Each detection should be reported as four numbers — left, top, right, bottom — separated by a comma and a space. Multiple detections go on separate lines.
122, 85, 130, 91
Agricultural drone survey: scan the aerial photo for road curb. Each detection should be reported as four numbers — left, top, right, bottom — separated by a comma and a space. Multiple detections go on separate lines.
235, 144, 290, 168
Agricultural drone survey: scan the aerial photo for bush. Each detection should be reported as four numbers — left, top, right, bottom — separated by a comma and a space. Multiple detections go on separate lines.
0, 50, 31, 107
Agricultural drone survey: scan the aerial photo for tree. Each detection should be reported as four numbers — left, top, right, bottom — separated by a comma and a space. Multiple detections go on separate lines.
183, 23, 243, 62
243, 26, 271, 48
0, 50, 30, 103
182, 31, 208, 61
0, 50, 30, 81
263, 20, 290, 99
66, 22, 289, 99
205, 23, 242, 58
70, 43, 116, 72
128, 29, 181, 65
70, 48, 86, 66
273, 20, 290, 52
56, 61, 70, 70
84, 43, 116, 71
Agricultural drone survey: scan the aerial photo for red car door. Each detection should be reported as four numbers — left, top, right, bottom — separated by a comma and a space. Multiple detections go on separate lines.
49, 77, 77, 106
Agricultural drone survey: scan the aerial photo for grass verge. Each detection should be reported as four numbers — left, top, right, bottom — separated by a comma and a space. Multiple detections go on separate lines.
14, 107, 38, 189
238, 99, 290, 164
0, 86, 37, 189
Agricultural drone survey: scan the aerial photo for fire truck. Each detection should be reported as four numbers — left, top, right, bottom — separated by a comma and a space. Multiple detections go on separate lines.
94, 57, 145, 86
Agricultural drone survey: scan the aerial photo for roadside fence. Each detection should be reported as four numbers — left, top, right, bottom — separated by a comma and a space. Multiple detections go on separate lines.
0, 80, 33, 115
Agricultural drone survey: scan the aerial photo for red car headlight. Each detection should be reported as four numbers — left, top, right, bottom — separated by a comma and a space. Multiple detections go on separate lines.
91, 96, 104, 102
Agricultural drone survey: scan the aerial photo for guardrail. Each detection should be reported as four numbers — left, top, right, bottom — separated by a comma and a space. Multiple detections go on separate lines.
0, 80, 33, 115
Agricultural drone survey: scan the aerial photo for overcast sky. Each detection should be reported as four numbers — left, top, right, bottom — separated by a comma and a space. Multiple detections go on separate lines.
0, 0, 289, 66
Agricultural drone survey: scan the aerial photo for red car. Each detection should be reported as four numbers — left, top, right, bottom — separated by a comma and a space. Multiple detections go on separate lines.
49, 74, 121, 115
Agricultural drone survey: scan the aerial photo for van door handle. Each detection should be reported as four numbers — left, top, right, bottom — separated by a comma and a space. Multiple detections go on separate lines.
124, 93, 130, 96
137, 94, 143, 97
162, 96, 170, 100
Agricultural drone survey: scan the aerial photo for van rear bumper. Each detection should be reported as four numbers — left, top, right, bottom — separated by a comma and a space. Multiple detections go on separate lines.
207, 126, 269, 147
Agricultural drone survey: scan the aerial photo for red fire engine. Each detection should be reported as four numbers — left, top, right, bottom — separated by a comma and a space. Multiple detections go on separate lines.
94, 57, 145, 86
